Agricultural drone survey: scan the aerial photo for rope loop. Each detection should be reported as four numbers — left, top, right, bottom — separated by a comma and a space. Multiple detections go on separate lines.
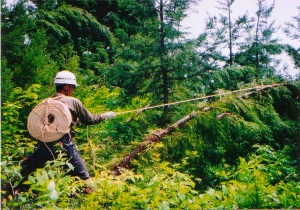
27, 98, 72, 142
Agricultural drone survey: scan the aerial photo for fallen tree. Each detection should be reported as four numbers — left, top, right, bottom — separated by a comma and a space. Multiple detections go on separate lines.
111, 83, 289, 175
111, 111, 197, 174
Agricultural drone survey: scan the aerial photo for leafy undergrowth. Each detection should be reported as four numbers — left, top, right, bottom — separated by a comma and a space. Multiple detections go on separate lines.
1, 145, 299, 209
1, 82, 299, 209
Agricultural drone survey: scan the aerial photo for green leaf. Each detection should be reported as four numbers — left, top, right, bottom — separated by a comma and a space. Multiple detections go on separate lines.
48, 170, 54, 178
178, 193, 185, 201
28, 175, 36, 184
1, 174, 7, 181
61, 176, 70, 184
42, 169, 49, 181
66, 162, 74, 171
37, 174, 45, 186
23, 181, 32, 185
222, 185, 229, 196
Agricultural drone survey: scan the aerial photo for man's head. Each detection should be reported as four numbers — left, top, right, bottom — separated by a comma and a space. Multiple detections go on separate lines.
54, 70, 78, 86
54, 70, 78, 96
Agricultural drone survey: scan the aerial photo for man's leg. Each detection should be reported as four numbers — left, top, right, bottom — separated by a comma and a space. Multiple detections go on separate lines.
15, 142, 56, 192
65, 143, 90, 180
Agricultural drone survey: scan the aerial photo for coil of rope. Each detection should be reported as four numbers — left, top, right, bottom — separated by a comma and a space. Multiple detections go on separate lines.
27, 98, 72, 143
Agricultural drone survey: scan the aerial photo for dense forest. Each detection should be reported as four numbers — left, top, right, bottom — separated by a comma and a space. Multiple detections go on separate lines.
1, 0, 300, 209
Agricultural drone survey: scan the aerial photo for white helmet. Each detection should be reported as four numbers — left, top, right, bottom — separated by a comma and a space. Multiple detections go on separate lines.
54, 70, 79, 86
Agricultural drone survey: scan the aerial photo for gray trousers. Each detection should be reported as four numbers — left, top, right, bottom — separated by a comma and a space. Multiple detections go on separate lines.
15, 135, 90, 192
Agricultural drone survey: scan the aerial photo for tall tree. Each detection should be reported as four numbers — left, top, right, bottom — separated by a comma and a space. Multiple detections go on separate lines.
234, 0, 282, 78
284, 6, 300, 74
2, 0, 113, 93
195, 0, 250, 70
1, 0, 56, 89
217, 0, 235, 66
37, 4, 112, 60
103, 0, 199, 115
154, 0, 197, 115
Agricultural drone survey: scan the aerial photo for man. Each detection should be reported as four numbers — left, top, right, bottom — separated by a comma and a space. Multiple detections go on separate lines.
15, 70, 116, 192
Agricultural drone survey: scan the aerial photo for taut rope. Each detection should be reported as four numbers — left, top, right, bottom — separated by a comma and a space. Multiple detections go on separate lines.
116, 83, 286, 115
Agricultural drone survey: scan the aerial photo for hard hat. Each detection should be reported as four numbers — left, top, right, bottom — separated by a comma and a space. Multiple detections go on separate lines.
54, 70, 79, 86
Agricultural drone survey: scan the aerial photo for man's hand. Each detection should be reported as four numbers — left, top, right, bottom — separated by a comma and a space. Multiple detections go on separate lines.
101, 111, 116, 120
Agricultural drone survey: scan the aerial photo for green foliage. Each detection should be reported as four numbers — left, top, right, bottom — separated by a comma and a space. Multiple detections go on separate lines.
4, 143, 298, 209
284, 7, 300, 71
74, 163, 201, 209
157, 83, 299, 191
1, 85, 42, 160
198, 145, 300, 209
1, 58, 299, 208
204, 65, 257, 91
1, 0, 299, 208
19, 29, 58, 87
37, 4, 112, 55
1, 59, 14, 103
1, 81, 299, 209
2, 153, 78, 209
3, 160, 201, 209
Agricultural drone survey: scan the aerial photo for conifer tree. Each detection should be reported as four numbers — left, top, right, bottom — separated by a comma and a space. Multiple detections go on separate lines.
284, 7, 300, 75
148, 0, 197, 114
103, 0, 199, 116
1, 0, 55, 89
1, 0, 113, 92
234, 0, 282, 78
217, 0, 235, 66
195, 0, 251, 70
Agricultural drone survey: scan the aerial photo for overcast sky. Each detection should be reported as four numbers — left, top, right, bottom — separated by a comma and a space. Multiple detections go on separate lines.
182, 0, 299, 45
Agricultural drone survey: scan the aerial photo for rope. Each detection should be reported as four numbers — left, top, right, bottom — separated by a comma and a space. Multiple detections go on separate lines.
116, 83, 286, 115
27, 98, 72, 143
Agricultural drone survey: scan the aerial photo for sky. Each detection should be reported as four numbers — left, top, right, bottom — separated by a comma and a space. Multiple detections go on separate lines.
181, 0, 300, 77
182, 0, 299, 42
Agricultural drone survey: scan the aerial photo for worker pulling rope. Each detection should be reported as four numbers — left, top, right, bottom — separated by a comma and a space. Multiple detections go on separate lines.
116, 83, 286, 115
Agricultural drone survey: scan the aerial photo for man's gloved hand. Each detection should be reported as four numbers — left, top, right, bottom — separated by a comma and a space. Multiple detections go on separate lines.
101, 111, 116, 120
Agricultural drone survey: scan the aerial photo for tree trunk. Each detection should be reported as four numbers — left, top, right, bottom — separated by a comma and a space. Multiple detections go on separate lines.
110, 83, 286, 175
228, 3, 233, 66
159, 0, 169, 113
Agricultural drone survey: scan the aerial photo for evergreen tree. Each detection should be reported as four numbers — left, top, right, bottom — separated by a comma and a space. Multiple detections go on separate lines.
1, 0, 113, 93
37, 4, 112, 64
284, 6, 300, 77
194, 0, 251, 71
217, 0, 235, 66
102, 0, 200, 113
234, 0, 282, 78
148, 0, 197, 112
1, 0, 56, 90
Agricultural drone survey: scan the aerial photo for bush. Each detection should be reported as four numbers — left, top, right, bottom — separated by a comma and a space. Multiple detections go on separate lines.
198, 145, 300, 209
